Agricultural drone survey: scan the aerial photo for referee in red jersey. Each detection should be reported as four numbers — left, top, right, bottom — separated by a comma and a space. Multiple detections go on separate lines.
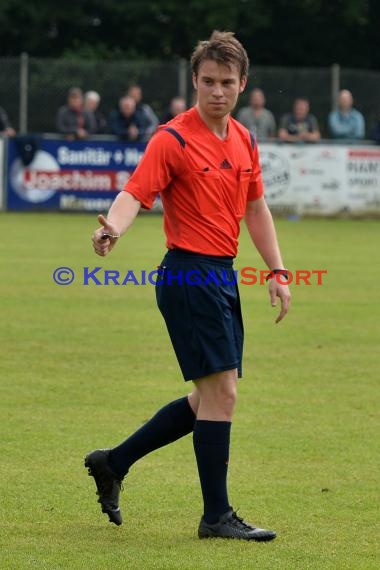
85, 31, 291, 541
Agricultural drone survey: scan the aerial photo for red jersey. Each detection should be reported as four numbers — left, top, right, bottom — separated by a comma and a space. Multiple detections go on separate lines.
124, 107, 264, 256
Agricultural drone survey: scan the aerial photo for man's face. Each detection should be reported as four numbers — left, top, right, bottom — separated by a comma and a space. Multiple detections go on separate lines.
120, 97, 136, 117
339, 91, 353, 112
251, 90, 265, 109
128, 87, 142, 103
193, 60, 246, 120
68, 93, 83, 112
294, 99, 309, 120
85, 97, 98, 112
170, 97, 186, 116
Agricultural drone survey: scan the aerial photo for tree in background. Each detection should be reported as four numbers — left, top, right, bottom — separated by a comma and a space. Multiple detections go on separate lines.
0, 0, 377, 69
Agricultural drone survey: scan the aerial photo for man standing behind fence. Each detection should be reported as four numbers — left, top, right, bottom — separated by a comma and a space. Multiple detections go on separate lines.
328, 89, 365, 140
127, 85, 159, 141
56, 87, 96, 140
85, 30, 290, 541
84, 91, 107, 134
236, 88, 276, 140
278, 97, 321, 142
108, 96, 145, 141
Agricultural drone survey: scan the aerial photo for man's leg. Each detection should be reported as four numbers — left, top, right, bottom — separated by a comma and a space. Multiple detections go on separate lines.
85, 391, 199, 525
108, 394, 197, 476
188, 389, 200, 415
193, 369, 237, 524
193, 369, 276, 541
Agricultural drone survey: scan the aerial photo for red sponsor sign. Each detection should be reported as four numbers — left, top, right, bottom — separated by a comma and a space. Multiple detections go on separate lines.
348, 150, 380, 158
24, 169, 130, 191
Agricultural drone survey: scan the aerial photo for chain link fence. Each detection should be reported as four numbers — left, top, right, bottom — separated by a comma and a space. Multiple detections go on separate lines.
0, 57, 20, 131
0, 55, 379, 138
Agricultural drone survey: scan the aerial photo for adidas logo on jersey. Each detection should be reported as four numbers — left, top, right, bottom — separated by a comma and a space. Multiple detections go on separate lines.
220, 159, 232, 169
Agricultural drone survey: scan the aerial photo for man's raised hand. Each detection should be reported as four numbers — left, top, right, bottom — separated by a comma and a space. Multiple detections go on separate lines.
92, 214, 120, 256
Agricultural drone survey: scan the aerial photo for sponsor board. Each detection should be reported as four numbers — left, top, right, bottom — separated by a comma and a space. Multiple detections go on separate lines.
260, 143, 380, 215
260, 144, 346, 215
346, 148, 380, 213
4, 137, 380, 215
6, 138, 146, 211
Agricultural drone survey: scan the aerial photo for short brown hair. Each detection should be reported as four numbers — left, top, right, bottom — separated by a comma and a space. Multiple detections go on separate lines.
191, 30, 249, 79
68, 87, 83, 98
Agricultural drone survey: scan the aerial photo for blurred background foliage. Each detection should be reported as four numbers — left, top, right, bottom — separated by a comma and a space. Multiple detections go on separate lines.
0, 0, 378, 68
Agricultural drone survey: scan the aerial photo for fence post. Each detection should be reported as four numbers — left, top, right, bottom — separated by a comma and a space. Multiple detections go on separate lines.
331, 63, 340, 111
19, 52, 29, 133
178, 58, 188, 102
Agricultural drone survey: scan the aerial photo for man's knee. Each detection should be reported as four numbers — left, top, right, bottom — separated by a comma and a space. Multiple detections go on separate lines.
213, 381, 237, 411
195, 370, 238, 415
188, 390, 200, 414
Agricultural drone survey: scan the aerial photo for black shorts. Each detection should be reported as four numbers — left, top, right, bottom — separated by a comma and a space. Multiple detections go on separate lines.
155, 249, 244, 381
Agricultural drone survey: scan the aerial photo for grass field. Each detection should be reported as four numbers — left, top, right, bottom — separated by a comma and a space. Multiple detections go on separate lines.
0, 213, 379, 570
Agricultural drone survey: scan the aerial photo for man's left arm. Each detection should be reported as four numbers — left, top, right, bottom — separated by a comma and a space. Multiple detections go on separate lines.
245, 196, 291, 323
143, 104, 159, 136
354, 112, 365, 139
302, 116, 321, 142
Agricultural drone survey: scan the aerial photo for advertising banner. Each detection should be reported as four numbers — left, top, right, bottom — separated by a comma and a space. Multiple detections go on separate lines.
260, 143, 380, 216
4, 136, 380, 215
345, 147, 380, 214
260, 143, 346, 216
5, 137, 146, 212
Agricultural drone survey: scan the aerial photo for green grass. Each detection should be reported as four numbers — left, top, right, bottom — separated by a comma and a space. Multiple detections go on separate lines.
0, 213, 379, 569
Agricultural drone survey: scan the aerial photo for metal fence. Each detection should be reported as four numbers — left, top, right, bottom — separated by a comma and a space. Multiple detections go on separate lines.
1, 55, 379, 138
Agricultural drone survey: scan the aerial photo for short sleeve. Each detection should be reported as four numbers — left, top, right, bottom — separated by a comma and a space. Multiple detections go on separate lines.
124, 129, 184, 209
268, 111, 277, 135
247, 138, 264, 201
279, 114, 289, 130
236, 107, 249, 128
310, 115, 319, 132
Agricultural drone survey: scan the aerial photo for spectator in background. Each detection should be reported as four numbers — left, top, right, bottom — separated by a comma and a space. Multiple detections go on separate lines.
278, 97, 321, 142
328, 89, 365, 140
127, 85, 159, 141
56, 87, 96, 140
108, 96, 144, 141
84, 91, 107, 134
0, 106, 16, 137
160, 96, 187, 124
236, 88, 276, 139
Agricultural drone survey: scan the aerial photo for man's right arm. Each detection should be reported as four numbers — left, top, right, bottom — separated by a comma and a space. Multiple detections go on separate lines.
328, 111, 348, 138
353, 111, 365, 139
268, 111, 277, 138
278, 114, 297, 141
92, 128, 183, 256
108, 111, 126, 137
236, 107, 249, 127
56, 108, 73, 135
92, 192, 141, 256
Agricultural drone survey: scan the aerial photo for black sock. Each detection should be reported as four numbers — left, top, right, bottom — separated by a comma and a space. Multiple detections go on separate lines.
193, 420, 231, 524
108, 396, 195, 477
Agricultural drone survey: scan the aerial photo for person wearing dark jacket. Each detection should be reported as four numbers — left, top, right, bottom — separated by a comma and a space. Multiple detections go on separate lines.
56, 87, 96, 140
160, 96, 187, 124
127, 85, 159, 141
108, 96, 145, 141
84, 91, 107, 134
